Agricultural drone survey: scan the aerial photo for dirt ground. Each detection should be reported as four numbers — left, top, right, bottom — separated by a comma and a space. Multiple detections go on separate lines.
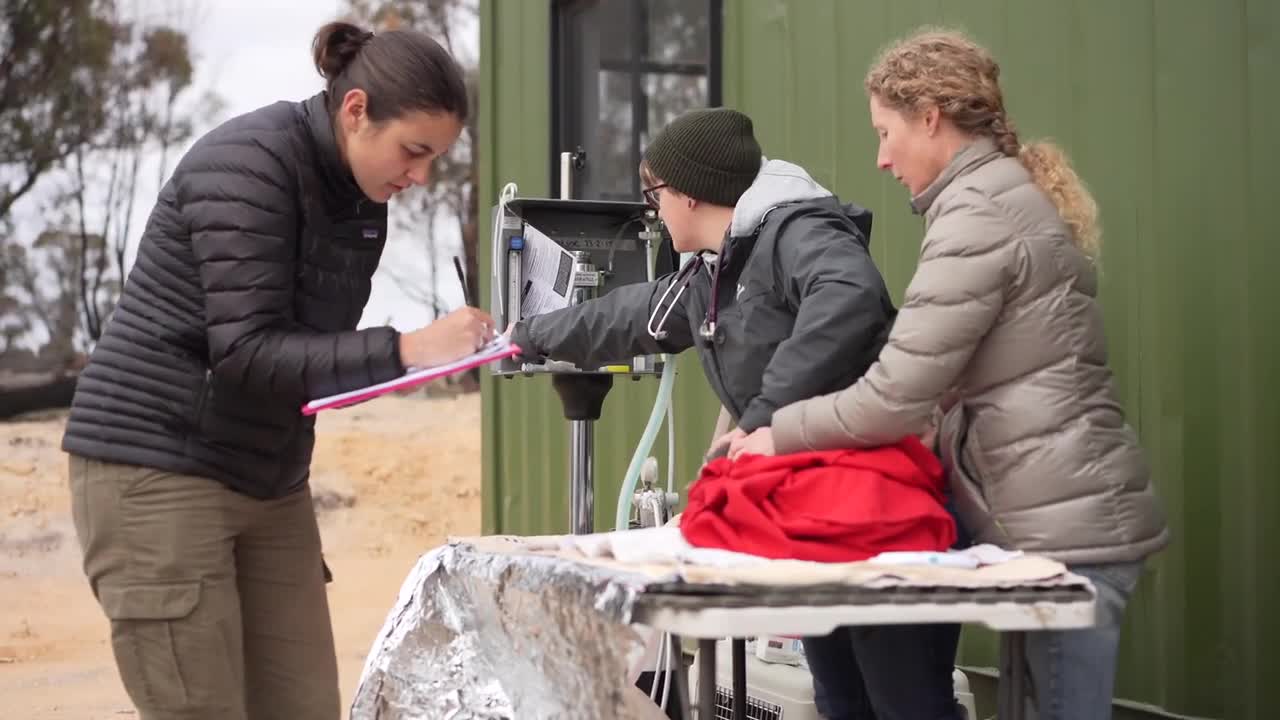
0, 392, 482, 719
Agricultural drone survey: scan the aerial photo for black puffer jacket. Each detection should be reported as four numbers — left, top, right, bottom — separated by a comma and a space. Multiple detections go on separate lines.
62, 93, 404, 499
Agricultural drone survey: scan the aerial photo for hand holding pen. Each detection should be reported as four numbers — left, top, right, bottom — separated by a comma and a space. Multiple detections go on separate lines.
396, 256, 494, 367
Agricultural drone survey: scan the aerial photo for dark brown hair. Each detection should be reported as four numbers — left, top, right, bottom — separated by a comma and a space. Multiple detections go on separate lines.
311, 20, 468, 123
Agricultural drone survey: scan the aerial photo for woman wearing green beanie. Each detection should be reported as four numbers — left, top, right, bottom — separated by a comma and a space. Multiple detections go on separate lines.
509, 107, 964, 720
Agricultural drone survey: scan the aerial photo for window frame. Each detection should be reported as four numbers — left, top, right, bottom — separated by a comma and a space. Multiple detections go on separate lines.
550, 0, 723, 201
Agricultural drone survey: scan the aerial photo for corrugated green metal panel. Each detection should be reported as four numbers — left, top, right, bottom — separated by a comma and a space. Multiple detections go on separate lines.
478, 1, 726, 538
479, 0, 555, 535
722, 1, 1279, 717
722, 0, 925, 295
1244, 7, 1280, 716
1140, 3, 1280, 716
482, 1, 1278, 716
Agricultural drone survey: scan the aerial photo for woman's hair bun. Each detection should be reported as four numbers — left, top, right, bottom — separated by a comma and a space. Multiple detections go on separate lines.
312, 21, 372, 81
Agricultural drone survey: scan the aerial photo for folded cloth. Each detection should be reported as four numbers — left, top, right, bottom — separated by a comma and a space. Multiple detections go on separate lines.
680, 438, 957, 562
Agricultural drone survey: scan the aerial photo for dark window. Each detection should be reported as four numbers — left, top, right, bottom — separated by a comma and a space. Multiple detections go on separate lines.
553, 0, 722, 201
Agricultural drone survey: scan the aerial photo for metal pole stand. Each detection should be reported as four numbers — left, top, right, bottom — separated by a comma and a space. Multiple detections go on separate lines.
551, 373, 614, 535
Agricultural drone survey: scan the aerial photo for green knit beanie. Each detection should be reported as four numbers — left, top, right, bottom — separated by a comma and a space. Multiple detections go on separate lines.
642, 107, 762, 207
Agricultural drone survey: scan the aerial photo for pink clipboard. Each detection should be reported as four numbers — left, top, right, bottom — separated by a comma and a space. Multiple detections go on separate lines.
301, 340, 521, 415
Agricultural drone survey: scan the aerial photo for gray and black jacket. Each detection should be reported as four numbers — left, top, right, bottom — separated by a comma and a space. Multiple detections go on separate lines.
511, 160, 895, 433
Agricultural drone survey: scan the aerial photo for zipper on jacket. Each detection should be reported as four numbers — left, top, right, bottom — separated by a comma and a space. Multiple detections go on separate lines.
703, 248, 747, 419
705, 340, 740, 418
699, 263, 740, 418
192, 369, 212, 428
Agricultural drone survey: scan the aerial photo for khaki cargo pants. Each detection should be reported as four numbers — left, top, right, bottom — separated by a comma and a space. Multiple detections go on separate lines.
68, 455, 341, 720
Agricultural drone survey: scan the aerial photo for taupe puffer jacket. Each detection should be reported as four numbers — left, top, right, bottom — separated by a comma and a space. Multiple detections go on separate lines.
771, 138, 1169, 564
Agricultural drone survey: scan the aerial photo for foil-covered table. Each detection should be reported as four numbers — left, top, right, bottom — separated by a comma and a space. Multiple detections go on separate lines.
351, 534, 1095, 720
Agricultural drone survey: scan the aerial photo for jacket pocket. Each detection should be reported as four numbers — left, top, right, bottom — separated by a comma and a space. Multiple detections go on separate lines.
737, 287, 792, 341
100, 581, 202, 709
939, 406, 1007, 546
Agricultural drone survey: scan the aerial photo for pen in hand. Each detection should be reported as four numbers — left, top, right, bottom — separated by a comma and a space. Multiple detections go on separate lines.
453, 254, 495, 346
453, 255, 475, 308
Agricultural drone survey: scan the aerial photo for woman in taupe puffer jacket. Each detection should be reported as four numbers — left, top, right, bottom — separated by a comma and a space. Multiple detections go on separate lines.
729, 29, 1169, 720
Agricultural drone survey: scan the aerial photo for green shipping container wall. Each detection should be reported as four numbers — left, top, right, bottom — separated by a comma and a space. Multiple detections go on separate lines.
478, 2, 1279, 718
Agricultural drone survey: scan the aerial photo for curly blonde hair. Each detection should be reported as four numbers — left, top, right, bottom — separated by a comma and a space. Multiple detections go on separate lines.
865, 29, 1101, 259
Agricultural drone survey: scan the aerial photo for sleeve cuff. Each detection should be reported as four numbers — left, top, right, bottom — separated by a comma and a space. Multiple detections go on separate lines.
736, 405, 773, 434
509, 322, 546, 364
770, 402, 811, 454
388, 328, 405, 375
367, 326, 405, 382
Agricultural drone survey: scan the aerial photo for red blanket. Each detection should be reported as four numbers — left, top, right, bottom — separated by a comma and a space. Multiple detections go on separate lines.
680, 439, 956, 562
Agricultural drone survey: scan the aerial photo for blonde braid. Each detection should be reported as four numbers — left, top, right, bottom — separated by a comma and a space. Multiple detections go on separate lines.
989, 114, 1021, 158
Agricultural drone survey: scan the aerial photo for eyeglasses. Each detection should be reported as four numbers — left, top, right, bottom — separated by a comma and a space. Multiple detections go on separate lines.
642, 183, 669, 209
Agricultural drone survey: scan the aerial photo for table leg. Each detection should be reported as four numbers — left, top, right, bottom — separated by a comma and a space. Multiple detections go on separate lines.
1000, 631, 1028, 720
732, 638, 746, 720
671, 634, 693, 720
698, 638, 717, 720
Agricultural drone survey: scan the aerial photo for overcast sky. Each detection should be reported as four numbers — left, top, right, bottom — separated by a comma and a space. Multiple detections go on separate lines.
192, 0, 343, 116
7, 0, 460, 350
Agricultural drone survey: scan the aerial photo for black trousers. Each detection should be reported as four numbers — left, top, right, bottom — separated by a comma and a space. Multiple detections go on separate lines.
803, 622, 964, 720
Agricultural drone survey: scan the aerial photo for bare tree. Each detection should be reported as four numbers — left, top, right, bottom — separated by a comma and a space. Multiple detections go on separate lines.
0, 226, 106, 364
62, 7, 198, 340
0, 0, 118, 218
0, 240, 33, 353
0, 0, 204, 414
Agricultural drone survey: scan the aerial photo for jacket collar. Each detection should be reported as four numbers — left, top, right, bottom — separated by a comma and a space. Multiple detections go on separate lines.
910, 136, 1003, 215
302, 92, 368, 207
728, 158, 832, 238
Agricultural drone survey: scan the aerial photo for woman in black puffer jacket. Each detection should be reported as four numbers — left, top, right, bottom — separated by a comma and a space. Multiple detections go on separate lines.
61, 21, 490, 720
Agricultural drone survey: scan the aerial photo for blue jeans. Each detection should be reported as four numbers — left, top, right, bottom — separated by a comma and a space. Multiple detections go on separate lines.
1000, 561, 1144, 720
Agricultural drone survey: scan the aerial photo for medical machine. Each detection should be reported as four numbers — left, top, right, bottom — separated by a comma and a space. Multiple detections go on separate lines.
489, 153, 680, 536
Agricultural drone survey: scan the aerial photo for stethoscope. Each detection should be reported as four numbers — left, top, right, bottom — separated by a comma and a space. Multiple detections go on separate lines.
646, 251, 724, 343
